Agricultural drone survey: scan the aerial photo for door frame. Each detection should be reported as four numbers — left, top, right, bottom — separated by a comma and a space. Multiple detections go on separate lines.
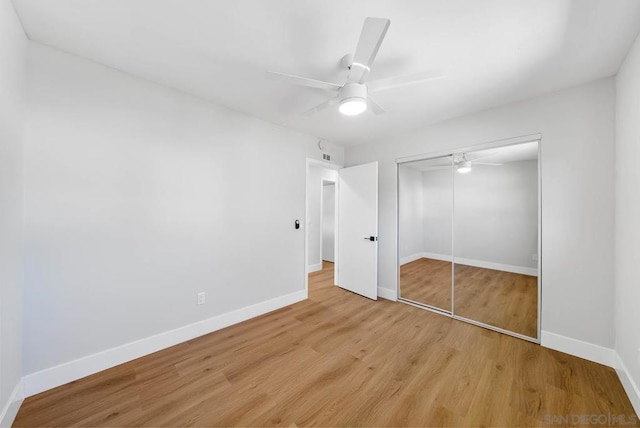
305, 158, 342, 296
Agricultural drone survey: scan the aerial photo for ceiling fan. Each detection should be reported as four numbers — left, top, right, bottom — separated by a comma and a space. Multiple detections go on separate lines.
266, 17, 444, 117
455, 153, 503, 174
421, 153, 503, 174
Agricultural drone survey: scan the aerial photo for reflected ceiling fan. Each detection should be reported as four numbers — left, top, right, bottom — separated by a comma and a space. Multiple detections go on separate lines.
266, 17, 444, 116
423, 153, 503, 174
455, 153, 503, 174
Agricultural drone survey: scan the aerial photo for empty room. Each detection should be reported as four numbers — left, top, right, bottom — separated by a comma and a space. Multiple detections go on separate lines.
2, 0, 640, 426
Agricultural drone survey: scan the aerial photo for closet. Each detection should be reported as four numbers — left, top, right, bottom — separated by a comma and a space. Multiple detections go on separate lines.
398, 138, 540, 341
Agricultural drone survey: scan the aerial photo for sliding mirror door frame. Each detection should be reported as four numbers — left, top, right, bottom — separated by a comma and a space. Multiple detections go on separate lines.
396, 134, 542, 343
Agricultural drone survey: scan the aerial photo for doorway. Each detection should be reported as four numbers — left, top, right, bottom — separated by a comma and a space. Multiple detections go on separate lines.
309, 179, 336, 292
305, 160, 340, 294
305, 158, 380, 300
320, 179, 336, 282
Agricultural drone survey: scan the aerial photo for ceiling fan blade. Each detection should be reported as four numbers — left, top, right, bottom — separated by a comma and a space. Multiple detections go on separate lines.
368, 96, 386, 115
303, 97, 339, 116
368, 70, 444, 93
266, 71, 341, 92
347, 17, 391, 84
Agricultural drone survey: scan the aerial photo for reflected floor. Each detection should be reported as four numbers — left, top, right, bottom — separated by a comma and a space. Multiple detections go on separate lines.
400, 258, 538, 338
400, 258, 452, 311
455, 263, 537, 338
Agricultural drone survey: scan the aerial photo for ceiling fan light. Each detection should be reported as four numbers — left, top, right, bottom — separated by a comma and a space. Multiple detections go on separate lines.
457, 161, 472, 174
339, 98, 367, 116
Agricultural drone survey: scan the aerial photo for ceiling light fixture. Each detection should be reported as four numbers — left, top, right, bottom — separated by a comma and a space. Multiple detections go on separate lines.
339, 98, 367, 116
457, 160, 472, 174
338, 83, 368, 116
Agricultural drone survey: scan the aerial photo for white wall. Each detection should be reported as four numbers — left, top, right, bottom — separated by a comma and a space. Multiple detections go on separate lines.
454, 160, 538, 269
615, 31, 640, 410
321, 184, 335, 262
346, 78, 615, 348
0, 1, 26, 425
306, 164, 338, 271
22, 42, 344, 377
398, 166, 424, 260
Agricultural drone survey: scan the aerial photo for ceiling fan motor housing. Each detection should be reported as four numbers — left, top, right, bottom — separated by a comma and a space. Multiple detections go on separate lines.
338, 83, 368, 115
339, 83, 367, 103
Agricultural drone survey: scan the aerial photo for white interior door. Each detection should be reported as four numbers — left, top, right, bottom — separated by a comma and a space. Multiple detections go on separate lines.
337, 162, 378, 300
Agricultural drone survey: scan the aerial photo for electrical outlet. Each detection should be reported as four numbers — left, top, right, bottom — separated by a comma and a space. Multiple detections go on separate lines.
637, 348, 640, 367
197, 292, 206, 305
532, 254, 538, 261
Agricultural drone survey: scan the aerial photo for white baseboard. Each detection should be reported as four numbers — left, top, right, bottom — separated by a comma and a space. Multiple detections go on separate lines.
421, 252, 538, 276
422, 252, 453, 262
541, 330, 616, 367
307, 263, 322, 273
455, 257, 538, 276
615, 353, 640, 417
378, 287, 397, 301
540, 332, 640, 414
399, 253, 424, 266
22, 290, 307, 397
0, 380, 24, 428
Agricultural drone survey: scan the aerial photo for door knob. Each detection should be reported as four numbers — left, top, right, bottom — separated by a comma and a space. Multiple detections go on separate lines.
363, 236, 377, 241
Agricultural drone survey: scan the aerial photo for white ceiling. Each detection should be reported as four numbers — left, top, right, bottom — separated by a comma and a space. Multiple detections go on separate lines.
12, 0, 640, 147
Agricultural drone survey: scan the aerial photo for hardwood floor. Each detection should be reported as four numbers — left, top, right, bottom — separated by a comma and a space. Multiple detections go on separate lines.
14, 261, 637, 427
400, 258, 538, 337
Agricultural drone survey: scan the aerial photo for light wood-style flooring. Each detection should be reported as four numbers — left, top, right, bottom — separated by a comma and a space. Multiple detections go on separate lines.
400, 258, 537, 337
14, 262, 637, 427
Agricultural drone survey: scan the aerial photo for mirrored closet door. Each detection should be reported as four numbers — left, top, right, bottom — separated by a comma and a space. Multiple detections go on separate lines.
398, 139, 540, 341
399, 156, 453, 312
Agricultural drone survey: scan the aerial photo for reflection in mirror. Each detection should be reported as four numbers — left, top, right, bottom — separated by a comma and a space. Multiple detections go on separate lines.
453, 141, 539, 338
399, 156, 453, 312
